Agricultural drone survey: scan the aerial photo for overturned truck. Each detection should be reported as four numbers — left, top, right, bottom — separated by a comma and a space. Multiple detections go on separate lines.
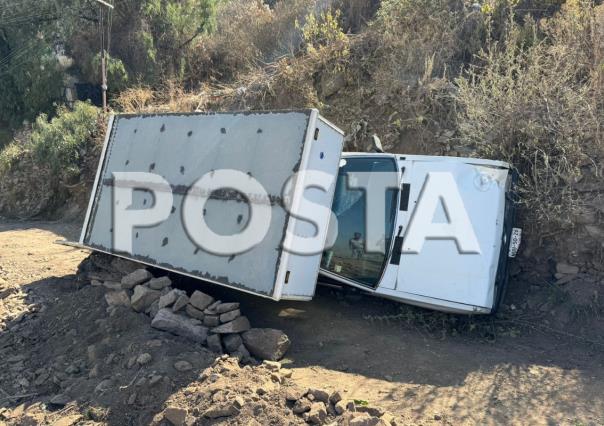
67, 110, 520, 314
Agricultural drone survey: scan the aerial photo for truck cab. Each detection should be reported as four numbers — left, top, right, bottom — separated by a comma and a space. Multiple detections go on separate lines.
320, 153, 518, 314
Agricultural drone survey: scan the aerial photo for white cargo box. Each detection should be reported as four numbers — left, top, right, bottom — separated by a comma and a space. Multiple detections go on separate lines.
79, 110, 344, 300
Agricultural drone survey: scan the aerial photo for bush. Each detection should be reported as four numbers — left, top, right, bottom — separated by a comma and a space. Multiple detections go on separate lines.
0, 142, 24, 175
455, 2, 603, 231
31, 102, 102, 181
186, 0, 314, 82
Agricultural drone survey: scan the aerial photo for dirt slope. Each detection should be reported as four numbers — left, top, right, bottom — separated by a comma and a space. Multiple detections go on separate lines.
0, 221, 603, 425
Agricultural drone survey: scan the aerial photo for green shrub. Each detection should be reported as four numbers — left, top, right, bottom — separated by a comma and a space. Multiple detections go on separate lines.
31, 102, 101, 180
0, 141, 24, 175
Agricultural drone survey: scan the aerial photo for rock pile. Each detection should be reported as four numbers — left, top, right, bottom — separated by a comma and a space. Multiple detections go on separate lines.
84, 255, 291, 362
157, 356, 399, 426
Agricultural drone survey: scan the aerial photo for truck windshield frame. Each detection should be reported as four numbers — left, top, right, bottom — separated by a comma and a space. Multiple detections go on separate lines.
321, 156, 399, 288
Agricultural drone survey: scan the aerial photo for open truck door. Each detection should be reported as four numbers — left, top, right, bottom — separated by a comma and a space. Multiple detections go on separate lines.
76, 110, 344, 301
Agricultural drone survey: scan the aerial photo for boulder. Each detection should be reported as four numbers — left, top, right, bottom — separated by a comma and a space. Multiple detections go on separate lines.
158, 289, 183, 309
189, 290, 214, 311
292, 398, 312, 414
308, 388, 329, 403
103, 281, 122, 291
307, 402, 327, 424
206, 334, 223, 354
131, 286, 161, 312
173, 360, 192, 372
163, 406, 187, 426
232, 344, 252, 361
185, 304, 205, 320
242, 328, 290, 360
222, 334, 243, 354
121, 269, 153, 289
330, 390, 343, 404
203, 403, 238, 418
215, 302, 239, 314
146, 300, 160, 318
151, 309, 208, 343
172, 294, 189, 312
334, 400, 346, 415
211, 316, 251, 334
204, 315, 220, 327
219, 309, 240, 323
148, 276, 172, 290
104, 290, 130, 308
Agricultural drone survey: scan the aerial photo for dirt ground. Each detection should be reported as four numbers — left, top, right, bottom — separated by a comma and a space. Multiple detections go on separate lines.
1, 220, 603, 425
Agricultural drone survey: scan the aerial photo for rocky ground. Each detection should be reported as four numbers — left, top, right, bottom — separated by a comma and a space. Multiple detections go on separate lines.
0, 221, 604, 425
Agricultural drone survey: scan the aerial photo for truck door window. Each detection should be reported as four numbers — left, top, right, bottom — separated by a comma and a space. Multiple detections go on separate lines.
321, 157, 398, 287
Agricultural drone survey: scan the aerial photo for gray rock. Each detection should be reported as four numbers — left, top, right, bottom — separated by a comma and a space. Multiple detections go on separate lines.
330, 390, 343, 404
262, 360, 281, 371
104, 290, 130, 308
356, 405, 385, 417
103, 281, 122, 291
164, 406, 187, 425
206, 334, 223, 354
556, 262, 580, 275
307, 402, 327, 424
286, 388, 304, 401
172, 294, 189, 312
173, 360, 193, 372
189, 290, 214, 310
159, 289, 183, 309
214, 302, 239, 314
121, 269, 153, 289
137, 353, 152, 365
203, 300, 221, 314
222, 334, 243, 353
185, 304, 205, 320
349, 414, 389, 426
146, 300, 160, 318
242, 328, 290, 360
219, 309, 240, 323
131, 285, 161, 312
49, 393, 71, 406
292, 397, 312, 414
151, 308, 208, 343
148, 276, 172, 290
211, 316, 251, 334
308, 388, 329, 403
204, 315, 220, 327
232, 344, 251, 361
203, 403, 238, 418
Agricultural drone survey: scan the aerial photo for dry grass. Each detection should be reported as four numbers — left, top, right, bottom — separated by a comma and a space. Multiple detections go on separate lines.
456, 1, 604, 232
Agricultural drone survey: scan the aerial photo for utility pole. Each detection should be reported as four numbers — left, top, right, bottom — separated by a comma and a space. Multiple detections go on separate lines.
95, 0, 113, 112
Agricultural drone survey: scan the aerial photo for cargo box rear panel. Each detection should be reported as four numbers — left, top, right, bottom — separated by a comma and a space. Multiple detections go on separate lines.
80, 110, 344, 299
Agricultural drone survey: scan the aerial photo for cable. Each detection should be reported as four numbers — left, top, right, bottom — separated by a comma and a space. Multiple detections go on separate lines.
0, 40, 36, 69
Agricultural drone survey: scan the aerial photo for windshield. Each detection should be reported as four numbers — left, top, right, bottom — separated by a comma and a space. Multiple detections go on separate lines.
321, 157, 399, 287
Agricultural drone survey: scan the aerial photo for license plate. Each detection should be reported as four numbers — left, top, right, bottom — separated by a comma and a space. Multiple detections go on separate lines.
508, 228, 522, 258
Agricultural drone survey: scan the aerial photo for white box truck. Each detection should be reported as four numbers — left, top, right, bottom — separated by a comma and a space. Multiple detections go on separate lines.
70, 109, 520, 314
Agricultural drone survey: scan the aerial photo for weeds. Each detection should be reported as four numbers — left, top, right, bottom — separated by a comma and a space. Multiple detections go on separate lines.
456, 1, 603, 233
